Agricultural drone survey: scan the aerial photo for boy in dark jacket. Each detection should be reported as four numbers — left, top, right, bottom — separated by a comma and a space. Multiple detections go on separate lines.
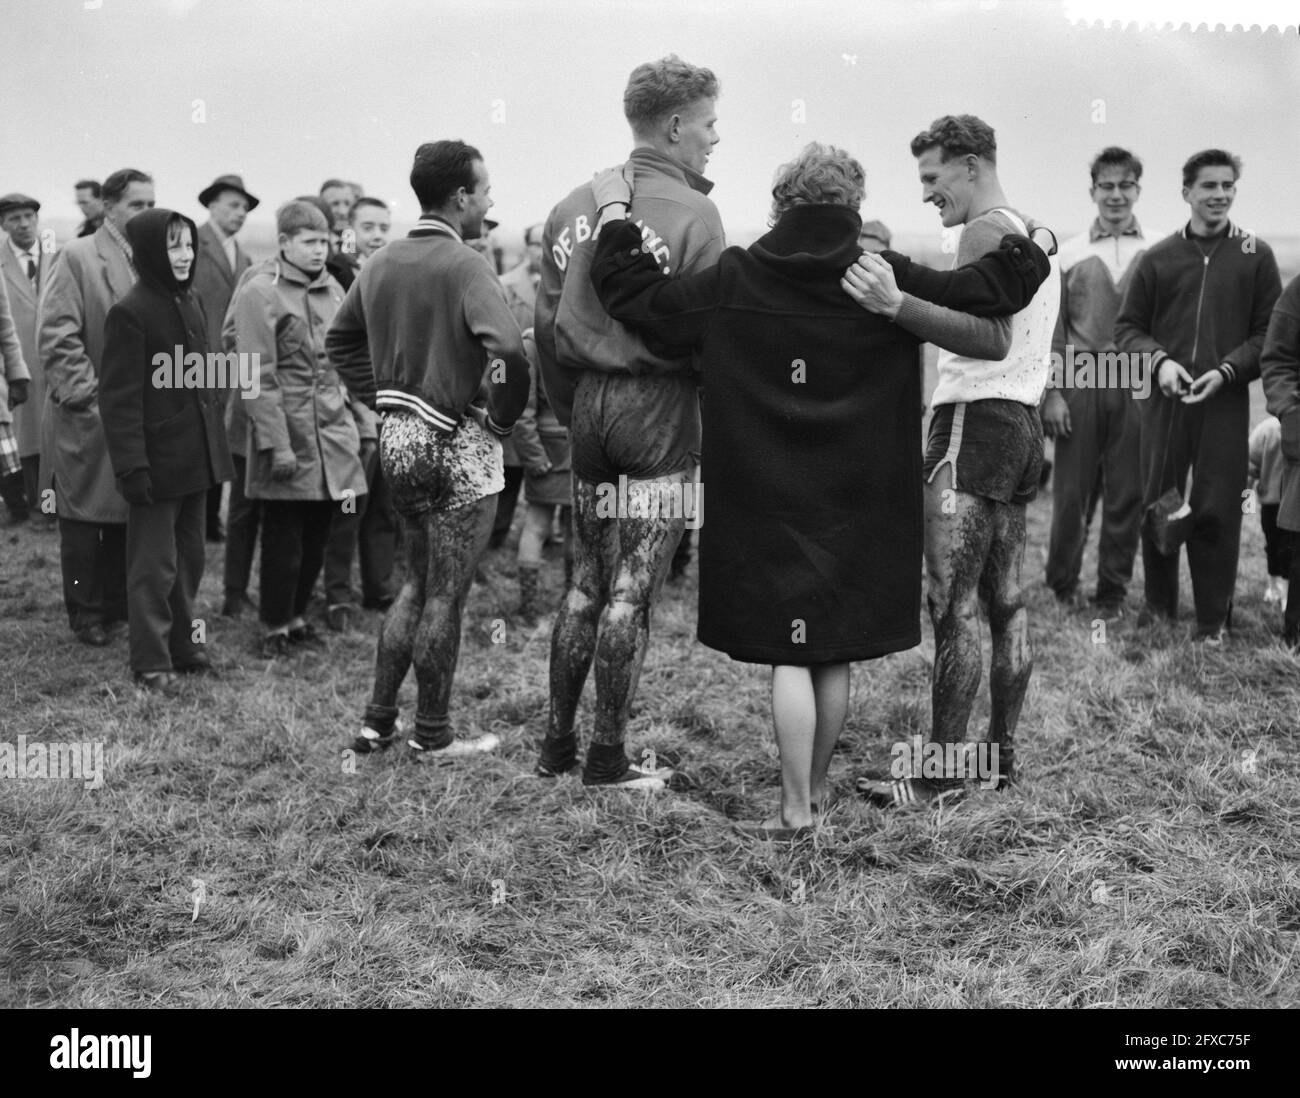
1115, 149, 1282, 642
100, 209, 234, 691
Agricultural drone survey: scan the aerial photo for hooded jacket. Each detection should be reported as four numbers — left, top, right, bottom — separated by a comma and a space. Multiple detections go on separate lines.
100, 208, 234, 501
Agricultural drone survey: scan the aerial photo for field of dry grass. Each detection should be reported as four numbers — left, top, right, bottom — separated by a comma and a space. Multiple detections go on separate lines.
2, 416, 1297, 1009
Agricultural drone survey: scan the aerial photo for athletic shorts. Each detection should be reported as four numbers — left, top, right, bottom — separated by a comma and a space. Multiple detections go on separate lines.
379, 411, 503, 517
923, 399, 1044, 505
569, 369, 699, 485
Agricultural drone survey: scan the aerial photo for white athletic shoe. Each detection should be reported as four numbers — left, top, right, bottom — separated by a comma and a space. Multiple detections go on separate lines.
408, 732, 501, 758
582, 762, 674, 792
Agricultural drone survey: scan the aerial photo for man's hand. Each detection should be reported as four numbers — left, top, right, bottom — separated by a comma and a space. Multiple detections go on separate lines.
119, 468, 152, 506
1024, 219, 1059, 256
1157, 359, 1193, 398
1041, 389, 1072, 438
1183, 369, 1225, 405
841, 252, 903, 318
8, 379, 28, 407
592, 163, 633, 213
527, 461, 553, 478
268, 449, 297, 481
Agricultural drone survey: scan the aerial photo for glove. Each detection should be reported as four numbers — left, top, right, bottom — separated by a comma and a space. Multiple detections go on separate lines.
591, 163, 634, 215
8, 379, 28, 407
120, 468, 153, 506
268, 449, 297, 481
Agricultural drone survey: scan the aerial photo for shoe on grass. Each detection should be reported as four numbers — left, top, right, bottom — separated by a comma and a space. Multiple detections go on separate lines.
75, 623, 109, 647
857, 775, 966, 809
259, 631, 292, 658
326, 604, 356, 632
581, 762, 672, 791
407, 731, 501, 758
173, 651, 214, 675
734, 820, 816, 843
288, 621, 326, 648
348, 725, 400, 755
133, 670, 182, 696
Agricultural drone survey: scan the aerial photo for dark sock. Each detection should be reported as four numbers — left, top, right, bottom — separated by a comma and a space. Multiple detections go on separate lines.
413, 714, 453, 750
583, 741, 630, 784
538, 733, 577, 772
363, 703, 399, 736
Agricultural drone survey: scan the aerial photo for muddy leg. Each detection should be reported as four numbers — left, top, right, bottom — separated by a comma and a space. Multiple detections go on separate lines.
542, 479, 615, 769
979, 499, 1031, 784
925, 465, 997, 767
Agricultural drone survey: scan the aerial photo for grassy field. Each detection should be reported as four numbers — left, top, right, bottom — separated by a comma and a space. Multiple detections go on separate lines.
2, 445, 1297, 1009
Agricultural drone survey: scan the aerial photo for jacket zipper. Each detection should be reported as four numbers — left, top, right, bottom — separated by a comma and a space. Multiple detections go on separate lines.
1188, 229, 1229, 370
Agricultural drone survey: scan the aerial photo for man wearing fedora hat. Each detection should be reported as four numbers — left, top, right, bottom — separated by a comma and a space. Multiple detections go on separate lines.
193, 173, 257, 544
0, 193, 50, 524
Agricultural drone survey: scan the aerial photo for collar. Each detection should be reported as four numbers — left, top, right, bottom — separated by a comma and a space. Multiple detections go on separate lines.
1181, 220, 1243, 241
8, 236, 36, 261
208, 220, 235, 244
275, 254, 330, 287
627, 146, 715, 197
409, 214, 463, 244
1089, 217, 1143, 242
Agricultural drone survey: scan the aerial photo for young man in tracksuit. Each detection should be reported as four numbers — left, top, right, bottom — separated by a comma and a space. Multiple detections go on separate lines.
533, 55, 726, 790
328, 139, 530, 759
1115, 149, 1282, 642
1041, 147, 1151, 617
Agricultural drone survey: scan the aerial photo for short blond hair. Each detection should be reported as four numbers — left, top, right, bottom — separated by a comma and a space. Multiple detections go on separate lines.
770, 143, 865, 223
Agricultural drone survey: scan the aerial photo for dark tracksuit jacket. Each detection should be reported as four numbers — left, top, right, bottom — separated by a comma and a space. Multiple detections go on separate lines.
1114, 221, 1282, 628
535, 146, 726, 428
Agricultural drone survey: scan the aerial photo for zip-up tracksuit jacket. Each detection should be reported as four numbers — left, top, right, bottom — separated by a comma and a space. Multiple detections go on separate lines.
326, 216, 530, 437
1114, 221, 1282, 628
535, 146, 726, 428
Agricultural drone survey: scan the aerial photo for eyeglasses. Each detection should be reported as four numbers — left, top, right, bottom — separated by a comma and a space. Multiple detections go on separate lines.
1094, 181, 1140, 194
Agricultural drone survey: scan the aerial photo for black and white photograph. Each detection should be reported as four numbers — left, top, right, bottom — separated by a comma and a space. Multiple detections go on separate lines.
1, 0, 1297, 1048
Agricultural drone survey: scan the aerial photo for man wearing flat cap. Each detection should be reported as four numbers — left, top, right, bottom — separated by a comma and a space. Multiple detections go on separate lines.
0, 193, 55, 523
193, 173, 257, 542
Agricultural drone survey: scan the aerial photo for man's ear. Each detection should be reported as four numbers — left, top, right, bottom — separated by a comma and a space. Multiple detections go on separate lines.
667, 114, 681, 144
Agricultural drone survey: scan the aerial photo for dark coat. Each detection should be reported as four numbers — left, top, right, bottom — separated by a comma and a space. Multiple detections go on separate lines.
100, 209, 234, 500
191, 221, 251, 354
591, 204, 1047, 664
1262, 274, 1300, 532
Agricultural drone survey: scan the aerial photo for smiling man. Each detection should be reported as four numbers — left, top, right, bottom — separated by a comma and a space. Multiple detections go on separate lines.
1042, 147, 1150, 618
846, 114, 1059, 806
533, 55, 725, 790
1115, 149, 1282, 643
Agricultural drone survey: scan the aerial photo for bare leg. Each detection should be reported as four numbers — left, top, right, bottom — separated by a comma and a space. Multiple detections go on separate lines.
770, 665, 815, 828
809, 662, 850, 808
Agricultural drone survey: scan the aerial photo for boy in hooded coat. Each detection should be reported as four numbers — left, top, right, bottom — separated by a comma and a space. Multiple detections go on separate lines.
100, 208, 234, 691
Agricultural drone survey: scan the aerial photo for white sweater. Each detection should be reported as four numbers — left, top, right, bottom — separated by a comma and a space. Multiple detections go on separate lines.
928, 208, 1061, 408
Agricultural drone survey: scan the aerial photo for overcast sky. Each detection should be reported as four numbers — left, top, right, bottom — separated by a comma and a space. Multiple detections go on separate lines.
4, 0, 1297, 245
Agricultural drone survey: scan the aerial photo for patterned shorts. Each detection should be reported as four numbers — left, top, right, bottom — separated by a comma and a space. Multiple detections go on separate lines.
380, 411, 504, 516
0, 422, 20, 477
